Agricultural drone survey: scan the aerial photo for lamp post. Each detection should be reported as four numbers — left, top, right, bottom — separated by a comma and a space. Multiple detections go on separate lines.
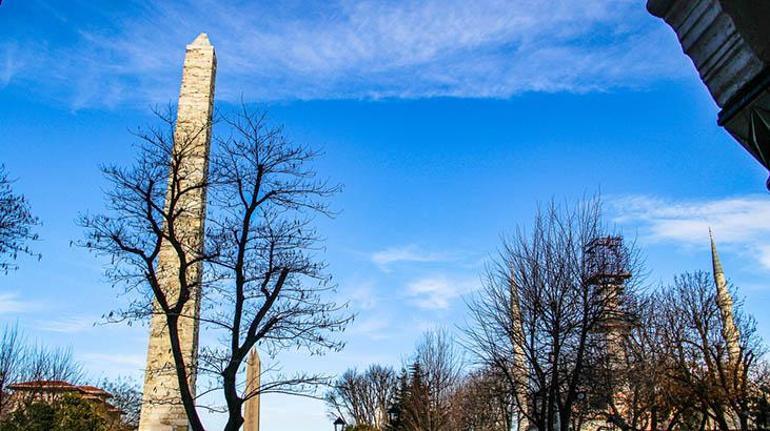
387, 405, 400, 428
333, 416, 346, 431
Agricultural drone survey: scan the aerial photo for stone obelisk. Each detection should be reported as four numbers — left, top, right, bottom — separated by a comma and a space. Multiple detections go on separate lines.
709, 229, 741, 366
509, 274, 529, 431
139, 33, 216, 431
244, 349, 262, 431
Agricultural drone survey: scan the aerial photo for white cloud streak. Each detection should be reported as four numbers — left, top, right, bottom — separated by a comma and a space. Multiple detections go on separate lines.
347, 280, 379, 310
349, 315, 392, 340
80, 353, 145, 368
612, 195, 770, 270
0, 293, 39, 314
371, 244, 449, 270
36, 316, 97, 333
406, 275, 477, 310
3, 0, 688, 108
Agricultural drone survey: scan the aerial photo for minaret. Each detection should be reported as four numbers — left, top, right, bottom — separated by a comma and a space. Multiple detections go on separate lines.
138, 33, 216, 431
709, 229, 741, 367
244, 349, 261, 431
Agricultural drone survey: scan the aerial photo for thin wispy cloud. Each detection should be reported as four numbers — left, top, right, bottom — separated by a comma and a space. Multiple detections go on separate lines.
80, 352, 145, 372
371, 244, 450, 270
3, 0, 688, 108
346, 280, 379, 310
348, 315, 392, 340
612, 195, 770, 270
0, 44, 18, 87
0, 293, 39, 315
405, 275, 477, 310
36, 316, 96, 333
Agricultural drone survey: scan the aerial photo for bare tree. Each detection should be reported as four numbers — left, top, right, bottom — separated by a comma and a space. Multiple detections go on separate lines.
601, 272, 768, 431
659, 272, 765, 431
21, 344, 83, 386
0, 325, 83, 418
602, 293, 683, 431
448, 368, 512, 431
79, 105, 352, 431
392, 329, 463, 431
414, 329, 462, 431
0, 324, 24, 417
465, 197, 642, 431
100, 376, 142, 429
0, 165, 39, 274
326, 365, 397, 429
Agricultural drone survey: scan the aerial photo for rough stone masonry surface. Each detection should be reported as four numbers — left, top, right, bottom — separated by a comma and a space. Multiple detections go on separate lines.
138, 33, 216, 431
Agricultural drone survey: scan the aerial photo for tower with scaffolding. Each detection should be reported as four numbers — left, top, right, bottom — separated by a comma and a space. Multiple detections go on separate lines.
584, 236, 633, 421
584, 236, 632, 336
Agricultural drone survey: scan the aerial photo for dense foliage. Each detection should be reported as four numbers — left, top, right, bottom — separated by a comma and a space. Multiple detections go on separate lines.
0, 395, 108, 431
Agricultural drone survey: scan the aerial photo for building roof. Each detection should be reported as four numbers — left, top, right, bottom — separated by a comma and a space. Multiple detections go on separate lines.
78, 385, 112, 398
7, 380, 77, 391
7, 380, 113, 399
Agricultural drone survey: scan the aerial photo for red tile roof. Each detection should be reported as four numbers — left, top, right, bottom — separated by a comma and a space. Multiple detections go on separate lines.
7, 380, 77, 391
7, 380, 113, 399
78, 385, 112, 398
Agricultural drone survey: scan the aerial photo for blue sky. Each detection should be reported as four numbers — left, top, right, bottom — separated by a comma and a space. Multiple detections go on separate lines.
2, 0, 770, 429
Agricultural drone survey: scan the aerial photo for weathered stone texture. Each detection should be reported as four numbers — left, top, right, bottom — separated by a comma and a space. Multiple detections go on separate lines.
138, 33, 216, 431
244, 349, 261, 431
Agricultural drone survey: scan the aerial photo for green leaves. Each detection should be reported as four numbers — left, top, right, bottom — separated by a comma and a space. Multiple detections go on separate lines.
0, 395, 109, 431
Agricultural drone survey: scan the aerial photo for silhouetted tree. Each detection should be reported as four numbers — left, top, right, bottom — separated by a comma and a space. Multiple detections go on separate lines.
100, 377, 142, 429
413, 329, 462, 431
465, 197, 642, 431
386, 330, 463, 431
0, 325, 22, 418
400, 362, 430, 431
449, 368, 512, 431
603, 293, 682, 431
0, 165, 39, 274
0, 325, 83, 418
386, 369, 409, 431
658, 272, 765, 431
79, 105, 351, 431
326, 365, 397, 429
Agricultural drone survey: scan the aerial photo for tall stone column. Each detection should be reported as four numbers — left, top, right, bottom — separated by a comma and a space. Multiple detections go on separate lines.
244, 349, 261, 431
138, 33, 216, 431
509, 274, 529, 431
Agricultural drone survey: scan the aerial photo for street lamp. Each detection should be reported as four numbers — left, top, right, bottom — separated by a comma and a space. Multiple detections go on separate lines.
387, 406, 400, 424
333, 416, 346, 431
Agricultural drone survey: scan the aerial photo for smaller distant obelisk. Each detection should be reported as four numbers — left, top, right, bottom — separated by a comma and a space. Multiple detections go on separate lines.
709, 229, 741, 366
509, 273, 529, 431
244, 349, 261, 431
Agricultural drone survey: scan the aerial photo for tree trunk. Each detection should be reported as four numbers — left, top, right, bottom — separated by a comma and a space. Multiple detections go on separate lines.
222, 362, 245, 431
166, 314, 206, 431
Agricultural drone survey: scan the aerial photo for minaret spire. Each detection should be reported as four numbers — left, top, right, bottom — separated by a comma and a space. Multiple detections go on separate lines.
709, 229, 741, 367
